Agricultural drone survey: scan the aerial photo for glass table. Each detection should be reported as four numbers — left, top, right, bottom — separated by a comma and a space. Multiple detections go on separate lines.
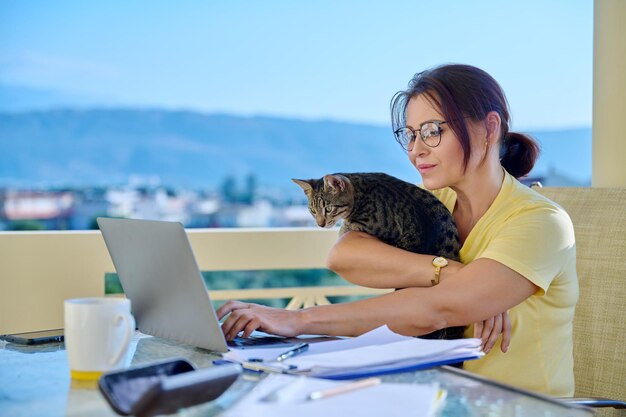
0, 333, 593, 417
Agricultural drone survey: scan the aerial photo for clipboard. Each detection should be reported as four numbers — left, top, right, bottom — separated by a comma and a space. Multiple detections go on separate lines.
305, 354, 479, 380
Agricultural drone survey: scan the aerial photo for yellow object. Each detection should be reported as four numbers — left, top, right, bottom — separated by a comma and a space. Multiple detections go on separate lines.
431, 256, 448, 286
70, 370, 103, 381
431, 171, 577, 396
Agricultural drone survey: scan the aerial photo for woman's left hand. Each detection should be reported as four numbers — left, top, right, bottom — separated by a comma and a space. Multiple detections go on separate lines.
473, 311, 511, 353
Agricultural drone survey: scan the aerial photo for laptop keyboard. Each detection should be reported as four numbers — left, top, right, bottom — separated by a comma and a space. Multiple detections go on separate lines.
227, 335, 296, 349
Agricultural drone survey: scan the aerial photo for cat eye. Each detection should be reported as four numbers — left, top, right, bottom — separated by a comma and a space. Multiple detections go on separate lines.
394, 120, 448, 151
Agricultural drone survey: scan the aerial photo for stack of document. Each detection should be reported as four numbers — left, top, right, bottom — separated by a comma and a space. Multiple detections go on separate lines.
224, 325, 484, 379
219, 373, 446, 417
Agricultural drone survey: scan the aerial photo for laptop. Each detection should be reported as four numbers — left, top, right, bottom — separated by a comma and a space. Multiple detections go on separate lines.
97, 217, 295, 353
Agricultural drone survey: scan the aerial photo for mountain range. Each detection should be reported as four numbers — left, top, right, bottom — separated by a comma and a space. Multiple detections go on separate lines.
0, 109, 591, 194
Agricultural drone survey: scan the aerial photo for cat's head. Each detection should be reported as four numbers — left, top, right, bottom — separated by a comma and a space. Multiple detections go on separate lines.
292, 174, 354, 228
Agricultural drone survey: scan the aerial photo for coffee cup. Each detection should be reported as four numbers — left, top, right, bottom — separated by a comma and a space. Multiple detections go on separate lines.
64, 297, 135, 380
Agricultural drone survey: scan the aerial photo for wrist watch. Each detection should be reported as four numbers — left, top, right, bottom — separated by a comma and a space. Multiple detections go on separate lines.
431, 256, 448, 286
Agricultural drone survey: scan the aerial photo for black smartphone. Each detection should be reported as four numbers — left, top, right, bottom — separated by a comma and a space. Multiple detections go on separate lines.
99, 359, 242, 416
0, 329, 64, 345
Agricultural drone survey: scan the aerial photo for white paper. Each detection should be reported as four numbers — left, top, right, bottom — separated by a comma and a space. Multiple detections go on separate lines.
223, 325, 411, 363
223, 325, 483, 377
219, 374, 444, 417
287, 337, 483, 370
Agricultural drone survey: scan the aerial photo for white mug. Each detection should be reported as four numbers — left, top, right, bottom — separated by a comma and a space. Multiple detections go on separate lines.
64, 297, 135, 380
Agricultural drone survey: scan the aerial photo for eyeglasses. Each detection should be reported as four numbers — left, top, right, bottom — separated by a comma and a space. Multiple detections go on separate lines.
394, 120, 448, 151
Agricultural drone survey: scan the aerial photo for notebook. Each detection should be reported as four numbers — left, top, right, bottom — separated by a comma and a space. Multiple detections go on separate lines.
97, 217, 296, 353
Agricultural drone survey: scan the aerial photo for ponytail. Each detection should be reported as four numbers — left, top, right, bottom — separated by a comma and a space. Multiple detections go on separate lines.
499, 132, 540, 179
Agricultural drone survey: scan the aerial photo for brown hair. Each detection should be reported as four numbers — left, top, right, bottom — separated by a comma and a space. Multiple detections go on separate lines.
390, 64, 539, 179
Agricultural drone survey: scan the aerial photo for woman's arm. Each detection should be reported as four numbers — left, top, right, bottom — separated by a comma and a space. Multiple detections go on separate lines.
217, 258, 537, 340
326, 231, 463, 288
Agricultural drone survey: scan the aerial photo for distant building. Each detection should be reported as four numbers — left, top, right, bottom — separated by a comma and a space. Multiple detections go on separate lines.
274, 205, 316, 227
70, 189, 111, 230
235, 200, 274, 227
105, 188, 140, 218
187, 195, 221, 228
1, 190, 74, 230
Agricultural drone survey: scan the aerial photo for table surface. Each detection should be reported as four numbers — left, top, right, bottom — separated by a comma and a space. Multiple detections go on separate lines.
0, 333, 593, 417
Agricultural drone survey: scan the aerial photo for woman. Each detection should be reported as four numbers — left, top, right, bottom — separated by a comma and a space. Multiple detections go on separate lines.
217, 64, 578, 396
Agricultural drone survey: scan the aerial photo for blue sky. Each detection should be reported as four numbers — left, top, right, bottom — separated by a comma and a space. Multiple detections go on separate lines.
0, 1, 593, 130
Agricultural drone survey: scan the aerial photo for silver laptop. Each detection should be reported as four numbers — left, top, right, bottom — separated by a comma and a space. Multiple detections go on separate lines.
97, 217, 294, 352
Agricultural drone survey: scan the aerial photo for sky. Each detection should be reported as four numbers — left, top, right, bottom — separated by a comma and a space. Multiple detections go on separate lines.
0, 0, 593, 130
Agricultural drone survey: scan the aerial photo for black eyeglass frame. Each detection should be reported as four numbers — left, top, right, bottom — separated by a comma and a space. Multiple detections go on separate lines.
393, 120, 449, 151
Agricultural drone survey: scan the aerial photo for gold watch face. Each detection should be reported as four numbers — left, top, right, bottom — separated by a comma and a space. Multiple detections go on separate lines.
433, 257, 448, 268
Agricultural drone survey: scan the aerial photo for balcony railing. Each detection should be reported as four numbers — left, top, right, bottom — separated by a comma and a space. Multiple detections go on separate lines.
0, 227, 389, 334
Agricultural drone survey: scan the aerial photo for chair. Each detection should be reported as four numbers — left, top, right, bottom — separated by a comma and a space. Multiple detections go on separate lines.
536, 187, 626, 416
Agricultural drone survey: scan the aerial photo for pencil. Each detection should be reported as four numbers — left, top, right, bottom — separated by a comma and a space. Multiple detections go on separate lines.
306, 377, 382, 401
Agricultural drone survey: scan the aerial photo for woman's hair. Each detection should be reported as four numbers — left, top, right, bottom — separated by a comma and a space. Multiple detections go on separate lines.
390, 64, 539, 178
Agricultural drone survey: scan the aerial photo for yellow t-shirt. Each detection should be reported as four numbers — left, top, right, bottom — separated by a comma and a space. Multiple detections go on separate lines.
430, 171, 578, 396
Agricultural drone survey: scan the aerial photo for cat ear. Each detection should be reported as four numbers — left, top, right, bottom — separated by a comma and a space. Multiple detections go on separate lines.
292, 179, 314, 195
323, 174, 347, 193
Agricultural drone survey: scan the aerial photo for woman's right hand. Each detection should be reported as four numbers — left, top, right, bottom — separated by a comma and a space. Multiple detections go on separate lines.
216, 300, 303, 341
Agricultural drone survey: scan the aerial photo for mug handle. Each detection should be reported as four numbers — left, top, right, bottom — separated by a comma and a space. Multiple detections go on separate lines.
109, 313, 136, 366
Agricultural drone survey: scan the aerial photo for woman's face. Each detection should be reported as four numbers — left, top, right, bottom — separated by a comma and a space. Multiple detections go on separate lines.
405, 94, 486, 190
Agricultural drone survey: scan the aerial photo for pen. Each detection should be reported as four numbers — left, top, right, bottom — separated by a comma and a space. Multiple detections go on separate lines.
241, 361, 296, 374
275, 342, 309, 362
306, 377, 381, 401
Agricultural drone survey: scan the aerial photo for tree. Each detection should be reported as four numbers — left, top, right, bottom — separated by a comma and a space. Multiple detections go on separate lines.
9, 220, 46, 231
220, 175, 238, 203
241, 173, 257, 205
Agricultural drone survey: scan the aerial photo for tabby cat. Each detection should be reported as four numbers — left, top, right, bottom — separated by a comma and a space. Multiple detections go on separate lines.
293, 172, 463, 340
